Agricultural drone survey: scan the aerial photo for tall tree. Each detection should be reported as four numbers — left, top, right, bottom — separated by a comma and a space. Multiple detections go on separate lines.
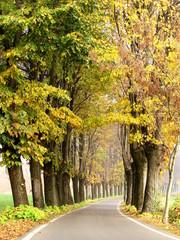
112, 0, 180, 213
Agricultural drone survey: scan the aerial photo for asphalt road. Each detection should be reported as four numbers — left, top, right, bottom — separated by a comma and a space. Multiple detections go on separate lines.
21, 198, 180, 240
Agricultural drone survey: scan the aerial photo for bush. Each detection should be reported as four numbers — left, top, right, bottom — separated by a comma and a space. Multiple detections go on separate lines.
60, 205, 69, 212
0, 205, 46, 224
0, 197, 103, 225
126, 205, 137, 214
45, 205, 60, 216
169, 196, 180, 227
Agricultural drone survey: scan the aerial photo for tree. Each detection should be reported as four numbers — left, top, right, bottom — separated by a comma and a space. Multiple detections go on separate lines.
0, 0, 80, 207
0, 0, 118, 207
112, 0, 180, 213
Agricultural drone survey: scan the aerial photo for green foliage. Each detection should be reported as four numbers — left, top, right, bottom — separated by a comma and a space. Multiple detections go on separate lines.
45, 205, 60, 216
0, 205, 46, 224
126, 205, 137, 214
169, 196, 180, 227
60, 205, 69, 213
0, 0, 112, 169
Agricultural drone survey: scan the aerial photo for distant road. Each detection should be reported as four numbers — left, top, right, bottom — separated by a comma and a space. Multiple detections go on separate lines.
20, 198, 180, 240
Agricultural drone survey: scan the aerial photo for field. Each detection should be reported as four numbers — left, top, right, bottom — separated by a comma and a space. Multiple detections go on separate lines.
0, 195, 33, 211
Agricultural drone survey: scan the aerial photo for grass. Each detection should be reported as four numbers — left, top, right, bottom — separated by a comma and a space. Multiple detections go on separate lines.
122, 193, 180, 237
0, 195, 33, 211
122, 204, 180, 237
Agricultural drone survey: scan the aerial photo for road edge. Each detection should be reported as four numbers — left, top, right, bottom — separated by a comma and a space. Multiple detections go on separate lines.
17, 199, 105, 240
117, 201, 180, 240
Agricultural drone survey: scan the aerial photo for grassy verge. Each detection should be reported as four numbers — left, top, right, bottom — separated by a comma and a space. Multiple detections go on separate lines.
121, 197, 180, 237
0, 195, 33, 212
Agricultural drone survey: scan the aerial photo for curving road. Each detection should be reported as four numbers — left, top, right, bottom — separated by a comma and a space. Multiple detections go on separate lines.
20, 198, 180, 240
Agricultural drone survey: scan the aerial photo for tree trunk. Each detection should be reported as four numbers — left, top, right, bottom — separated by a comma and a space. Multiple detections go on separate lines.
130, 145, 147, 210
143, 145, 163, 212
98, 183, 102, 198
57, 169, 64, 206
79, 177, 85, 202
118, 124, 132, 205
62, 125, 74, 205
118, 184, 122, 196
72, 134, 80, 203
131, 162, 137, 206
44, 161, 59, 206
110, 184, 113, 196
91, 184, 95, 199
114, 186, 118, 196
72, 174, 80, 203
63, 172, 74, 205
163, 170, 174, 223
85, 184, 91, 200
124, 175, 127, 202
163, 142, 178, 223
94, 184, 98, 198
30, 159, 45, 209
135, 161, 147, 210
125, 168, 133, 205
102, 181, 106, 198
106, 183, 109, 197
8, 157, 29, 207
79, 134, 86, 202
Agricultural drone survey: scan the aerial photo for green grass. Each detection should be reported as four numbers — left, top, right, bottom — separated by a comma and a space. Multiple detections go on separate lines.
0, 198, 106, 224
0, 195, 33, 211
152, 191, 180, 213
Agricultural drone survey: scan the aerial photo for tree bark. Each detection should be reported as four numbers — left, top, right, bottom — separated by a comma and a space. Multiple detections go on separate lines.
110, 184, 113, 196
163, 169, 174, 223
163, 141, 178, 223
102, 181, 106, 198
98, 183, 102, 198
72, 174, 80, 203
62, 124, 74, 205
57, 169, 64, 206
44, 161, 59, 206
124, 173, 127, 202
114, 186, 118, 196
118, 124, 132, 205
131, 162, 137, 206
106, 183, 109, 197
30, 159, 45, 209
94, 184, 98, 198
8, 157, 29, 207
142, 145, 163, 212
72, 134, 80, 203
79, 133, 86, 202
79, 177, 85, 202
91, 184, 95, 199
85, 184, 91, 200
118, 184, 122, 196
130, 144, 147, 210
63, 172, 73, 205
125, 168, 133, 205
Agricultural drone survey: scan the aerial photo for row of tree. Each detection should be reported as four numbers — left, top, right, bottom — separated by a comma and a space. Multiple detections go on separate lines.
0, 0, 123, 209
112, 0, 180, 223
0, 0, 179, 224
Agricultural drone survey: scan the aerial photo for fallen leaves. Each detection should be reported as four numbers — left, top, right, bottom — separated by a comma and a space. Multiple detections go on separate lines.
0, 219, 46, 240
122, 206, 180, 237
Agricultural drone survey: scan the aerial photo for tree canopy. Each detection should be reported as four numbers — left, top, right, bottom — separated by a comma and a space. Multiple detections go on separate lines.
0, 0, 179, 223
